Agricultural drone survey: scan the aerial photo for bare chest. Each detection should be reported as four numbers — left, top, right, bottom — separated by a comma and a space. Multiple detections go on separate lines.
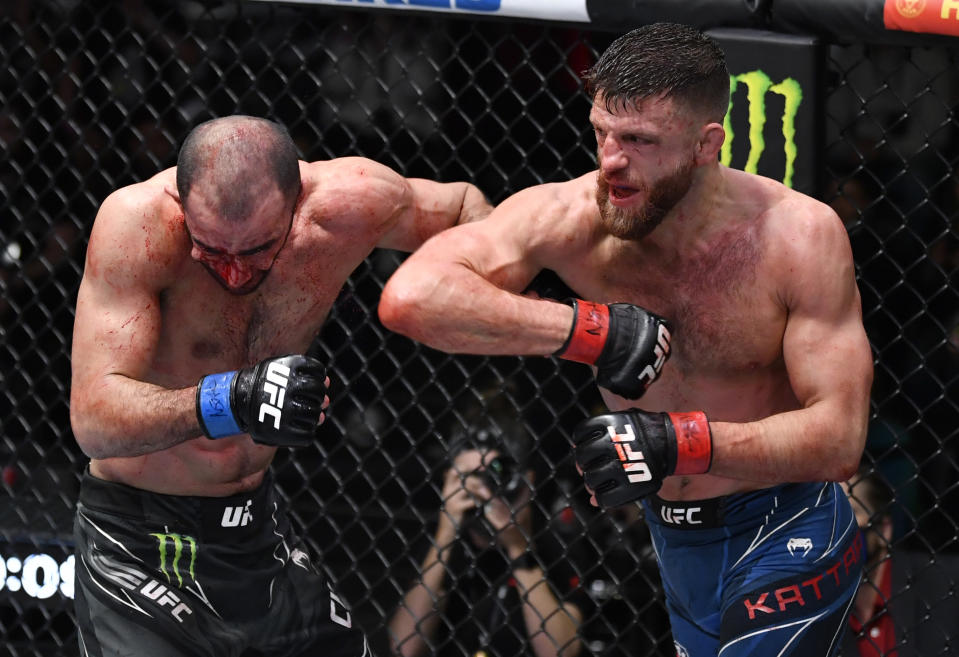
570, 231, 785, 378
662, 267, 785, 376
152, 247, 358, 382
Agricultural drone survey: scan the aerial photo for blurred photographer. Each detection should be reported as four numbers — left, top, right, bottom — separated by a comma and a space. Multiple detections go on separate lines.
389, 422, 584, 657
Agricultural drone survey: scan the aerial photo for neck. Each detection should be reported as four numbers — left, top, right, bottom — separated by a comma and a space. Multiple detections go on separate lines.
636, 163, 730, 255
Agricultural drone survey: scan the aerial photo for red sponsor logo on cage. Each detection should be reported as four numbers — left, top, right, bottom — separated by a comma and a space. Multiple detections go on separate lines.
884, 0, 959, 37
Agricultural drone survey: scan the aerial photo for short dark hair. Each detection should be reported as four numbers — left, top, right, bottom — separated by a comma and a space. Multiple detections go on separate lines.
176, 115, 301, 222
584, 23, 730, 123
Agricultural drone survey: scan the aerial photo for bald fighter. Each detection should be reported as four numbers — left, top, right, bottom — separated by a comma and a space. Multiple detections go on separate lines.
70, 115, 491, 657
379, 24, 873, 656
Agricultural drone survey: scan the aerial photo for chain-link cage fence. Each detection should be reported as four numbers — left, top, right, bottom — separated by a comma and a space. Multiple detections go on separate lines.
1, 2, 957, 656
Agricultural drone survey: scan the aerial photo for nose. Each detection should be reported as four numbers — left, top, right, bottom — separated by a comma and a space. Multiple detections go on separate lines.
599, 137, 628, 175
212, 258, 253, 288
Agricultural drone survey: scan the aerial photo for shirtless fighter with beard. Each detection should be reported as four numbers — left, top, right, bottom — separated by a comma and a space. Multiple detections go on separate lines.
378, 23, 873, 656
69, 115, 491, 657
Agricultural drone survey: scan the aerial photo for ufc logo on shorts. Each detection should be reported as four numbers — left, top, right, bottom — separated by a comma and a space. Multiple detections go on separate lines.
140, 580, 193, 623
259, 362, 290, 429
660, 505, 702, 525
606, 424, 652, 483
221, 500, 253, 528
638, 324, 671, 386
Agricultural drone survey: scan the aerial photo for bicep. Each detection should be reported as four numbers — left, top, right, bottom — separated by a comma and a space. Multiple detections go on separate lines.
72, 276, 163, 390
399, 191, 550, 294
378, 177, 490, 252
71, 222, 164, 391
780, 219, 873, 415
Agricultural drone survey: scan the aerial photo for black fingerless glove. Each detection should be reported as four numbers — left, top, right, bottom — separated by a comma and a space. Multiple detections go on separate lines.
555, 299, 672, 399
196, 353, 327, 447
572, 409, 712, 507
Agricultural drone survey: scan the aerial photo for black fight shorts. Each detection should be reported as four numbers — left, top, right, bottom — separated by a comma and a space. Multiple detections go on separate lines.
73, 469, 369, 657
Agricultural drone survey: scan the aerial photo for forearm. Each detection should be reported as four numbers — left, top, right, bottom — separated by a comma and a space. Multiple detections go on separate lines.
513, 566, 582, 657
389, 542, 453, 657
710, 403, 868, 483
71, 375, 201, 459
381, 269, 572, 355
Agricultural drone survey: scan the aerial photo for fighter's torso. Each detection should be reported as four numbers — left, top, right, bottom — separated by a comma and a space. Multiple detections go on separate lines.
550, 170, 800, 500
92, 166, 386, 495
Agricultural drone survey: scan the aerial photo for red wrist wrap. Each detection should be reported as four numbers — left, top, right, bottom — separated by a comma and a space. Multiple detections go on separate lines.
556, 300, 609, 364
668, 411, 713, 475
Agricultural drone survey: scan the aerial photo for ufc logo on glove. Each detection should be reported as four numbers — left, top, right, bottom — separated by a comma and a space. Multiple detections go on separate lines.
607, 424, 653, 483
258, 362, 291, 429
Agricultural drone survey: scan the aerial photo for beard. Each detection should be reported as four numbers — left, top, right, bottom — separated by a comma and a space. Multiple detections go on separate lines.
596, 158, 695, 240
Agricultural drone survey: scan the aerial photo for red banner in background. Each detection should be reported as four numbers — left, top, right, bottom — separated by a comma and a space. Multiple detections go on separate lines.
884, 0, 959, 37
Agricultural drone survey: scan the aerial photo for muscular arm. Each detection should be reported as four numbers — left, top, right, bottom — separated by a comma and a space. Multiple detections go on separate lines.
379, 183, 577, 354
374, 170, 493, 252
70, 189, 202, 459
710, 206, 873, 482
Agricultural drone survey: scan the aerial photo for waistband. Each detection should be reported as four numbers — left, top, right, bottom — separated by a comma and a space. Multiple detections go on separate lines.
643, 482, 831, 530
78, 468, 277, 539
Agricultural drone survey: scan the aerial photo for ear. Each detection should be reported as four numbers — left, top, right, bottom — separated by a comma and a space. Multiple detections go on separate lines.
164, 184, 181, 204
695, 122, 725, 165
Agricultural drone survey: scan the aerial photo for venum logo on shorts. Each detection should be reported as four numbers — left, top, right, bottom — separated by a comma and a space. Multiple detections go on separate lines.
787, 537, 814, 557
723, 530, 864, 632
674, 641, 690, 657
660, 505, 703, 525
259, 361, 290, 429
639, 324, 671, 388
221, 500, 253, 528
291, 548, 312, 571
606, 424, 652, 483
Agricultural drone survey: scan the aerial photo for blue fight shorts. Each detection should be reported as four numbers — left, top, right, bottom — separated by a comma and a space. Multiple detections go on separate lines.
643, 482, 863, 657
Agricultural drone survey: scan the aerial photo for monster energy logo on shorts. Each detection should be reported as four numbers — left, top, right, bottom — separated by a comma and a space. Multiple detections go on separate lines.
721, 70, 803, 189
150, 532, 197, 587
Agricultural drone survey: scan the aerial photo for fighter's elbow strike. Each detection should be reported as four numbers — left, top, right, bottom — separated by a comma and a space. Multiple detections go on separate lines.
378, 270, 431, 337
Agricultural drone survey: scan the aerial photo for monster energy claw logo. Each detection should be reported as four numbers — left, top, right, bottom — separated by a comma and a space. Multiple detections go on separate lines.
721, 70, 803, 189
150, 532, 197, 588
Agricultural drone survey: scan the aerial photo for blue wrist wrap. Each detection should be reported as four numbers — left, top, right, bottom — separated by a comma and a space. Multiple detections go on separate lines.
197, 371, 242, 438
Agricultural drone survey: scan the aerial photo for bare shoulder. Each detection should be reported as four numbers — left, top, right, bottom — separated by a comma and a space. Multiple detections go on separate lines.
299, 157, 410, 226
763, 183, 851, 261
750, 179, 857, 308
87, 168, 186, 282
491, 171, 601, 251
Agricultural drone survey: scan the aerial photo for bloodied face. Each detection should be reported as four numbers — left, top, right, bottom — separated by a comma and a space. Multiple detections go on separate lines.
182, 183, 294, 295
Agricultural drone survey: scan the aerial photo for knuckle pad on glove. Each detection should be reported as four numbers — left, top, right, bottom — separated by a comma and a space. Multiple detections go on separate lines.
572, 420, 605, 445
574, 438, 613, 470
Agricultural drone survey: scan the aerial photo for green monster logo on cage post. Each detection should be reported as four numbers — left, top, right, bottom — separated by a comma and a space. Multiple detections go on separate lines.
150, 532, 198, 588
721, 70, 803, 189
